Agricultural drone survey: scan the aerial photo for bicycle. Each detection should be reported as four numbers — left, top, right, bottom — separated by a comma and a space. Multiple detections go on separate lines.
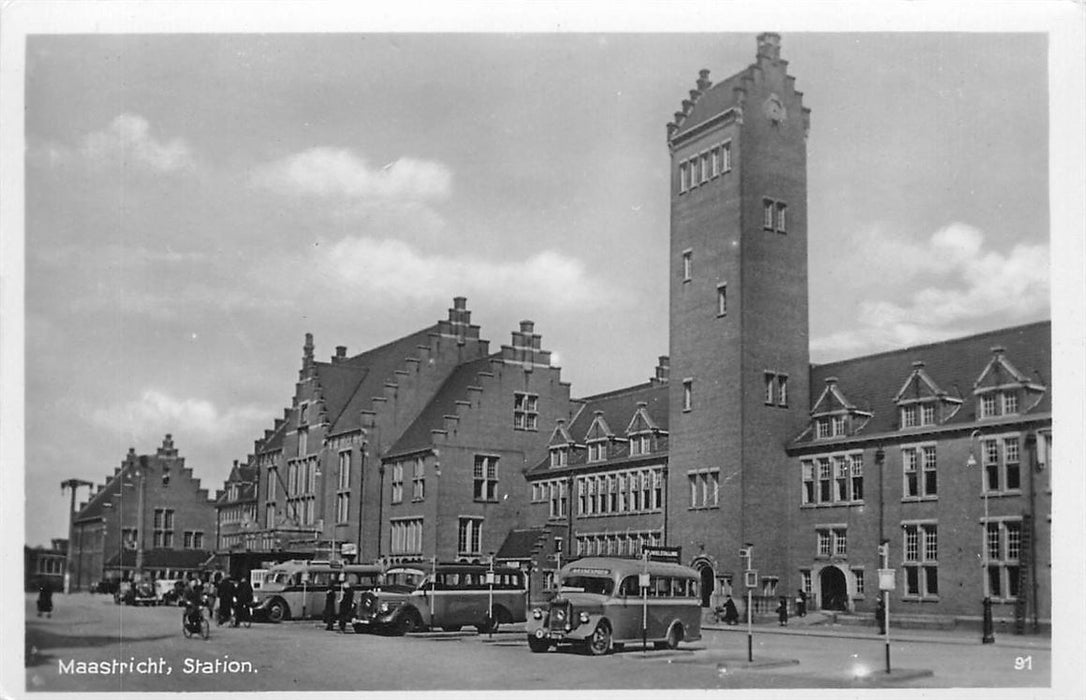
183, 602, 211, 640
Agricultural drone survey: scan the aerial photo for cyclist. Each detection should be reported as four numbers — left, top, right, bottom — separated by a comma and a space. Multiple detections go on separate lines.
184, 579, 207, 629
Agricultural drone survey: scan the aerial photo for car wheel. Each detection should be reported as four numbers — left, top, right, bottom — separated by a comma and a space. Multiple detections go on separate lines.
266, 599, 288, 624
665, 623, 683, 650
396, 609, 420, 636
527, 636, 551, 653
584, 622, 612, 656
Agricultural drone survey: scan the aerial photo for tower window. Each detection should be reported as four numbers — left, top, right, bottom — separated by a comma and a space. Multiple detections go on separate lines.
711, 148, 720, 177
721, 142, 732, 172
763, 199, 775, 229
682, 250, 693, 282
679, 162, 689, 192
764, 372, 776, 405
777, 374, 789, 407
717, 283, 727, 316
699, 153, 710, 184
776, 203, 788, 233
682, 379, 693, 412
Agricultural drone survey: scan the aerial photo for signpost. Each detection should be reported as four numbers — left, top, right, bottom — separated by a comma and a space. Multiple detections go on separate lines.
741, 545, 754, 662
486, 555, 496, 639
877, 540, 894, 673
640, 553, 650, 653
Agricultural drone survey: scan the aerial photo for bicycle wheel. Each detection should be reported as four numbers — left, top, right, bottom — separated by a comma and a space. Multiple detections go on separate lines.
200, 616, 210, 640
182, 613, 193, 638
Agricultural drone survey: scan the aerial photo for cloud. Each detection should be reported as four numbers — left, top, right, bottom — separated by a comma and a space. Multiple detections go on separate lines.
79, 113, 195, 173
812, 223, 1049, 358
88, 389, 267, 443
250, 147, 452, 202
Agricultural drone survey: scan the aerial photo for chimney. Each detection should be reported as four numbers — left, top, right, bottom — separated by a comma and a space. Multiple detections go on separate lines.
654, 355, 670, 383
757, 32, 782, 60
335, 346, 347, 361
696, 69, 712, 92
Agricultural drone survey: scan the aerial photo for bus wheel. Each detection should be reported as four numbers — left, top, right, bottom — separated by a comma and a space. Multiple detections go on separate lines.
585, 622, 612, 656
266, 599, 288, 624
665, 623, 683, 650
527, 636, 551, 653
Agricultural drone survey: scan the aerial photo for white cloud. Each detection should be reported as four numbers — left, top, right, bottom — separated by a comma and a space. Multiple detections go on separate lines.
80, 113, 195, 173
250, 148, 451, 202
812, 223, 1049, 358
89, 389, 267, 442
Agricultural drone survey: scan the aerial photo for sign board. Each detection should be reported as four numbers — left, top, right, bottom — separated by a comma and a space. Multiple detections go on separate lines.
641, 545, 682, 564
638, 572, 651, 588
485, 571, 496, 585
341, 543, 357, 556
744, 569, 758, 589
878, 568, 896, 591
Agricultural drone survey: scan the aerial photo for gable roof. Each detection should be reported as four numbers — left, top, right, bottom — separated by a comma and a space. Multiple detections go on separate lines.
525, 380, 669, 477
797, 321, 1050, 444
325, 325, 442, 436
384, 354, 496, 458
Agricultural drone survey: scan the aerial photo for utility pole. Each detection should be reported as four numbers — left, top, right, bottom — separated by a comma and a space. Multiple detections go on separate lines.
61, 479, 93, 593
741, 544, 754, 663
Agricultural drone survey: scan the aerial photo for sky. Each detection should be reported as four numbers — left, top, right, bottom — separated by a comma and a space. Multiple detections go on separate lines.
11, 20, 1063, 548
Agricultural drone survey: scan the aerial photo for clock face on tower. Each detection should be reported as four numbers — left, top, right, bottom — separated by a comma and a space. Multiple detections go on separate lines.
763, 93, 787, 123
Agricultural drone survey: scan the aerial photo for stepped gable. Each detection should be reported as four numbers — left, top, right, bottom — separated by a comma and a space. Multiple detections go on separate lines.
324, 325, 441, 436
525, 380, 669, 476
384, 354, 495, 458
797, 321, 1050, 443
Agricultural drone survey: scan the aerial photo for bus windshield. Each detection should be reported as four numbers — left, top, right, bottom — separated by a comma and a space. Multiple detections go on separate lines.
559, 575, 614, 596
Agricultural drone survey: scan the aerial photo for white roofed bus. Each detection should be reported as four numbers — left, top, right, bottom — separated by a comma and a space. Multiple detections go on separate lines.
253, 560, 383, 623
526, 557, 702, 655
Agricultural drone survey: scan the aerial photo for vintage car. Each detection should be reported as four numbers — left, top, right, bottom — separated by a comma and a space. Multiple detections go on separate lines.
352, 563, 527, 636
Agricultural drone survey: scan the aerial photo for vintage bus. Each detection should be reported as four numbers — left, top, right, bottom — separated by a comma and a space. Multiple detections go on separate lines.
525, 557, 702, 655
253, 560, 383, 623
352, 562, 527, 635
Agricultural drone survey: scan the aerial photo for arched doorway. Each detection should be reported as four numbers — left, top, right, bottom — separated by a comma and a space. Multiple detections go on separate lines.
819, 566, 848, 611
694, 561, 714, 607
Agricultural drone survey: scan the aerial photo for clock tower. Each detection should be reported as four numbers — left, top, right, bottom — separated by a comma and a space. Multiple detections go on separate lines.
666, 33, 811, 598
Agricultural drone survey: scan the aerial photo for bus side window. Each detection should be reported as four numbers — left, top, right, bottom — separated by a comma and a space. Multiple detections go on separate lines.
619, 576, 639, 597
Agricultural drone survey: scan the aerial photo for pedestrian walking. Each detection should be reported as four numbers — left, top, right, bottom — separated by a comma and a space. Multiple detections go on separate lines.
721, 595, 739, 625
323, 580, 338, 631
776, 596, 788, 626
36, 581, 54, 618
216, 576, 236, 626
233, 577, 253, 627
337, 580, 354, 633
795, 588, 807, 617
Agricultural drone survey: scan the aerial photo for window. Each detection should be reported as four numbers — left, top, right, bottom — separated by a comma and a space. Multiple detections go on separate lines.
153, 508, 174, 549
679, 162, 689, 192
834, 457, 849, 502
717, 284, 728, 316
587, 441, 607, 463
901, 405, 917, 428
711, 147, 720, 177
267, 468, 278, 500
903, 445, 937, 498
721, 142, 732, 172
983, 435, 1022, 493
764, 372, 775, 404
299, 402, 309, 425
800, 570, 812, 595
902, 523, 938, 598
473, 455, 499, 501
850, 454, 864, 501
297, 428, 308, 457
776, 202, 787, 233
699, 153, 710, 184
682, 250, 693, 281
853, 569, 865, 595
550, 447, 568, 467
391, 462, 404, 504
834, 528, 847, 556
183, 531, 204, 549
688, 469, 720, 509
920, 403, 936, 426
832, 416, 846, 436
514, 392, 539, 431
683, 379, 693, 411
338, 451, 351, 490
816, 529, 831, 557
265, 503, 276, 529
801, 461, 815, 504
630, 433, 652, 456
763, 199, 775, 229
985, 519, 1023, 600
778, 375, 788, 407
1003, 392, 1019, 414
818, 459, 832, 503
412, 457, 425, 501
980, 393, 997, 418
390, 518, 423, 555
458, 517, 483, 556
816, 419, 831, 439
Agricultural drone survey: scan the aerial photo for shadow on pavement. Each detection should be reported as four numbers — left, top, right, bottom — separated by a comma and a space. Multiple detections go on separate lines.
25, 626, 177, 668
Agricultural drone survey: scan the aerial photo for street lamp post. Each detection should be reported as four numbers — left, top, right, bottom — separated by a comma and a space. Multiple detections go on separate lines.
966, 429, 995, 644
61, 479, 93, 593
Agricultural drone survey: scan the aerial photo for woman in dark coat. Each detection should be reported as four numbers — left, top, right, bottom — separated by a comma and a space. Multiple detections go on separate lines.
776, 596, 789, 626
323, 580, 338, 631
36, 581, 54, 618
233, 578, 254, 627
337, 581, 354, 632
721, 595, 739, 625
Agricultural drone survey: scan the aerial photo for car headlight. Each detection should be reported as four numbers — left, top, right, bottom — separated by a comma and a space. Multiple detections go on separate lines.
579, 611, 590, 624
532, 608, 543, 620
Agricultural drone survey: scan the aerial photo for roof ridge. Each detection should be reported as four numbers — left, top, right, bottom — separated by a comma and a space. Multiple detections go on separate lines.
811, 320, 1051, 370
573, 380, 662, 402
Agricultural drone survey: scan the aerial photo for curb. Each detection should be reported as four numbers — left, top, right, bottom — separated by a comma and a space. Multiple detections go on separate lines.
702, 623, 1052, 650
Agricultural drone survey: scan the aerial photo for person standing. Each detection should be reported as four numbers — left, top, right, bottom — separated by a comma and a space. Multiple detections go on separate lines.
36, 581, 54, 618
796, 588, 808, 617
216, 576, 236, 626
776, 596, 789, 626
323, 579, 338, 631
721, 595, 739, 625
337, 580, 354, 633
233, 576, 254, 627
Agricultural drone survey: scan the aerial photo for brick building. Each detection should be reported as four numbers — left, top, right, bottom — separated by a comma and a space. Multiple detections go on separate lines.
68, 435, 216, 590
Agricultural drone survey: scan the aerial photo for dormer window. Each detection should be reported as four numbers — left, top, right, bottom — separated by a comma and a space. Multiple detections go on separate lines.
549, 446, 568, 468
1003, 392, 1019, 414
973, 347, 1045, 420
921, 403, 935, 425
587, 441, 607, 463
832, 416, 846, 436
894, 361, 962, 430
630, 433, 652, 456
980, 393, 997, 419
